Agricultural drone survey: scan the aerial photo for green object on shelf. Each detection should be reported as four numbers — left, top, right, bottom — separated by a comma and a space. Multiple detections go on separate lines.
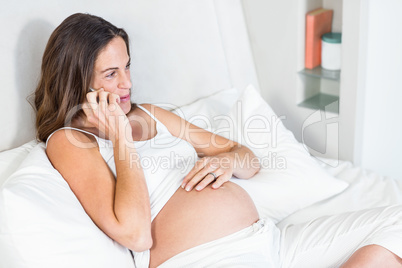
298, 93, 339, 113
322, 32, 342, 44
299, 66, 340, 81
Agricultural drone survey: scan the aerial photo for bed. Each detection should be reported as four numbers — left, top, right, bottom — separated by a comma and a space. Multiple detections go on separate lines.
1, 0, 401, 267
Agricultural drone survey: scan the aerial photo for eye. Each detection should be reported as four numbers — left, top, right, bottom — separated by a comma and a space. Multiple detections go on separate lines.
106, 71, 116, 78
125, 63, 131, 70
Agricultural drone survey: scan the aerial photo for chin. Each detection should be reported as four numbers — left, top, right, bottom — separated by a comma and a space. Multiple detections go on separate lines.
121, 102, 132, 114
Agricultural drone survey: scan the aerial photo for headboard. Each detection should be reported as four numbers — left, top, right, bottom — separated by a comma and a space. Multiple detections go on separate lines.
0, 0, 259, 152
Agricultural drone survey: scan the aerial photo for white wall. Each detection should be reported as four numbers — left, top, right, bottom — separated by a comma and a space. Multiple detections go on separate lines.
240, 0, 304, 141
338, 0, 363, 163
356, 0, 402, 180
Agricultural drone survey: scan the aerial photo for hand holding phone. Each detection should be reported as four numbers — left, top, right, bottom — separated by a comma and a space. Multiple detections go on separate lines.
83, 88, 129, 142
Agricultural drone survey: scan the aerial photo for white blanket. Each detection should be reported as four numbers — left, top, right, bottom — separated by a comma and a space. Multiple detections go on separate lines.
278, 158, 402, 228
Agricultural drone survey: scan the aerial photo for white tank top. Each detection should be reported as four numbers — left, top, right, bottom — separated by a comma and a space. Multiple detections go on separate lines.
46, 104, 198, 221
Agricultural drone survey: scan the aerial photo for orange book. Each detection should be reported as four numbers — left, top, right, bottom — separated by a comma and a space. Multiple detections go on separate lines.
305, 8, 333, 69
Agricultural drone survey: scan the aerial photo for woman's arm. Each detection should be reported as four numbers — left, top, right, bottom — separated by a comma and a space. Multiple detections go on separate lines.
140, 104, 260, 191
47, 92, 152, 252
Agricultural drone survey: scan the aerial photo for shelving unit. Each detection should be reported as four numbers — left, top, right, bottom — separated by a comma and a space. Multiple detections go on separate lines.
299, 66, 340, 80
297, 0, 343, 115
298, 66, 340, 113
298, 91, 339, 113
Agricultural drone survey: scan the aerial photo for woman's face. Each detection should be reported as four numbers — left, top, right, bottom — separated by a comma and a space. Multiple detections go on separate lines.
91, 37, 132, 114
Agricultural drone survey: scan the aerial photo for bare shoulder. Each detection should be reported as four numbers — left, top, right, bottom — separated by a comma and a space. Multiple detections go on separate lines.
46, 128, 116, 206
46, 129, 98, 157
46, 129, 103, 178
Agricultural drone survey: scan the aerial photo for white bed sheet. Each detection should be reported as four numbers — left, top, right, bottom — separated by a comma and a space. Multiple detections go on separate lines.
278, 158, 402, 228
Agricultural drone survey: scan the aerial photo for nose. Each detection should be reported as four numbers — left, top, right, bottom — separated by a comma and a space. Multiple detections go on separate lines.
118, 70, 132, 90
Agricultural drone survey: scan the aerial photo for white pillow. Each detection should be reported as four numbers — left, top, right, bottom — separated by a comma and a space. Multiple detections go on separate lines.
0, 140, 38, 187
215, 85, 349, 222
0, 143, 135, 268
171, 87, 240, 131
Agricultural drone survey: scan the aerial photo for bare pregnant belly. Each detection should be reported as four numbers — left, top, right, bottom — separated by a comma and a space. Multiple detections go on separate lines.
149, 181, 259, 267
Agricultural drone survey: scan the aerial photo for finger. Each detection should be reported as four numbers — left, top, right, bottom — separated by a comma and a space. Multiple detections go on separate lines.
108, 93, 120, 112
110, 93, 120, 104
81, 101, 97, 125
93, 87, 105, 106
86, 92, 99, 110
98, 89, 110, 134
182, 157, 212, 189
194, 172, 218, 191
98, 90, 109, 110
184, 162, 219, 191
211, 171, 231, 189
181, 158, 208, 189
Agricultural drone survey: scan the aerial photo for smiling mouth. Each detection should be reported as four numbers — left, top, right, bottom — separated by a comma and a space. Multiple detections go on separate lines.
120, 94, 130, 102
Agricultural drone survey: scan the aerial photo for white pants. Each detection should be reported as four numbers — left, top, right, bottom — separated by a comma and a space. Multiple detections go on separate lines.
279, 205, 402, 268
158, 219, 281, 268
149, 205, 402, 267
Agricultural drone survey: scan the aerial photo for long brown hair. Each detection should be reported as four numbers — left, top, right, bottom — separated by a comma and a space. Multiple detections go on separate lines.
34, 13, 130, 142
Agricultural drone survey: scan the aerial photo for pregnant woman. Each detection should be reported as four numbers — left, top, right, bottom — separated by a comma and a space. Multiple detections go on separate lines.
37, 13, 402, 268
39, 13, 265, 267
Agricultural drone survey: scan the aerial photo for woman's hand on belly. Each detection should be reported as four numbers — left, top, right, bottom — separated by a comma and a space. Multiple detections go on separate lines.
181, 155, 233, 192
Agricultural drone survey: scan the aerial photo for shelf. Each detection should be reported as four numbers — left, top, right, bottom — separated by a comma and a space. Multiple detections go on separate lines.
299, 66, 340, 81
298, 93, 339, 113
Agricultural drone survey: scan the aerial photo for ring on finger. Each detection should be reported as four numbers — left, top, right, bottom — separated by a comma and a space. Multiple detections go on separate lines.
207, 172, 218, 180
